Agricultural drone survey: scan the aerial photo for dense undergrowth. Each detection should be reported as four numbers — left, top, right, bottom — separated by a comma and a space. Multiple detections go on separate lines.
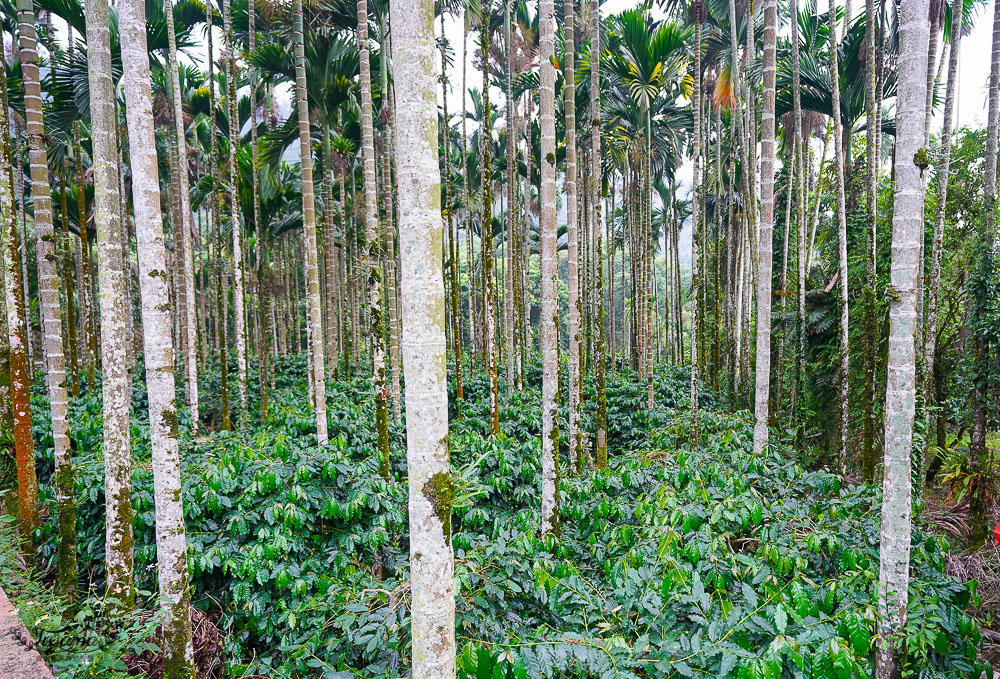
0, 354, 986, 678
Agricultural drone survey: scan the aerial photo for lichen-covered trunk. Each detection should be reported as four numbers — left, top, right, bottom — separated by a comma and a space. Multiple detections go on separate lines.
59, 174, 80, 399
752, 0, 777, 455
17, 0, 77, 595
73, 124, 97, 390
119, 0, 195, 673
539, 0, 560, 534
290, 0, 327, 443
564, 0, 581, 470
165, 0, 200, 434
481, 9, 499, 436
0, 65, 38, 544
440, 11, 463, 406
504, 2, 516, 396
391, 3, 457, 674
87, 0, 135, 606
922, 0, 962, 487
875, 0, 929, 673
592, 0, 607, 470
827, 0, 850, 473
223, 0, 248, 429
689, 15, 702, 444
357, 0, 388, 466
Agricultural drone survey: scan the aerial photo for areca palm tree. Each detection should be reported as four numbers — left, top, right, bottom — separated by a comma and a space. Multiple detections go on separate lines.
357, 0, 389, 470
16, 0, 76, 596
119, 0, 195, 671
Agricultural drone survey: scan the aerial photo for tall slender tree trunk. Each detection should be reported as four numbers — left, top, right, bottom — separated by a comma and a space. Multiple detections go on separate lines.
289, 0, 328, 443
165, 0, 200, 433
17, 0, 77, 595
73, 123, 96, 389
390, 3, 457, 673
86, 0, 135, 605
358, 0, 389, 467
0, 63, 39, 547
752, 0, 778, 455
119, 0, 195, 672
481, 5, 500, 436
440, 7, 463, 407
860, 0, 880, 480
539, 0, 560, 533
378, 35, 403, 425
689, 6, 703, 444
223, 0, 248, 428
59, 173, 80, 399
564, 0, 582, 471
922, 0, 961, 487
827, 0, 850, 473
592, 0, 607, 469
875, 0, 929, 673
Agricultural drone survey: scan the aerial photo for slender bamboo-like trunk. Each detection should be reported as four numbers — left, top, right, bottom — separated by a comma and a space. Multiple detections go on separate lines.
165, 0, 200, 433
59, 173, 81, 398
86, 0, 135, 605
119, 0, 195, 671
827, 0, 850, 472
875, 0, 929, 672
206, 7, 231, 430
11, 122, 33, 369
323, 130, 337, 378
791, 0, 805, 438
921, 0, 961, 487
390, 4, 457, 673
249, 0, 270, 416
592, 0, 607, 469
539, 0, 560, 533
17, 0, 77, 595
0, 63, 39, 547
503, 2, 515, 395
440, 8, 463, 406
752, 0, 778, 454
379, 35, 403, 424
73, 124, 96, 389
481, 6, 499, 435
290, 0, 328, 442
358, 0, 388, 466
461, 21, 475, 362
689, 7, 703, 443
564, 0, 582, 470
222, 0, 248, 428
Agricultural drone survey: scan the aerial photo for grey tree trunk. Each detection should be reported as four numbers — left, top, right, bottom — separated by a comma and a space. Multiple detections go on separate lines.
827, 0, 850, 473
358, 0, 390, 469
164, 0, 200, 434
87, 0, 135, 606
565, 0, 582, 471
875, 0, 929, 673
293, 0, 329, 444
119, 0, 195, 672
539, 0, 560, 533
923, 0, 962, 483
592, 0, 607, 469
389, 3, 457, 675
689, 9, 703, 444
223, 0, 248, 428
753, 0, 778, 454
